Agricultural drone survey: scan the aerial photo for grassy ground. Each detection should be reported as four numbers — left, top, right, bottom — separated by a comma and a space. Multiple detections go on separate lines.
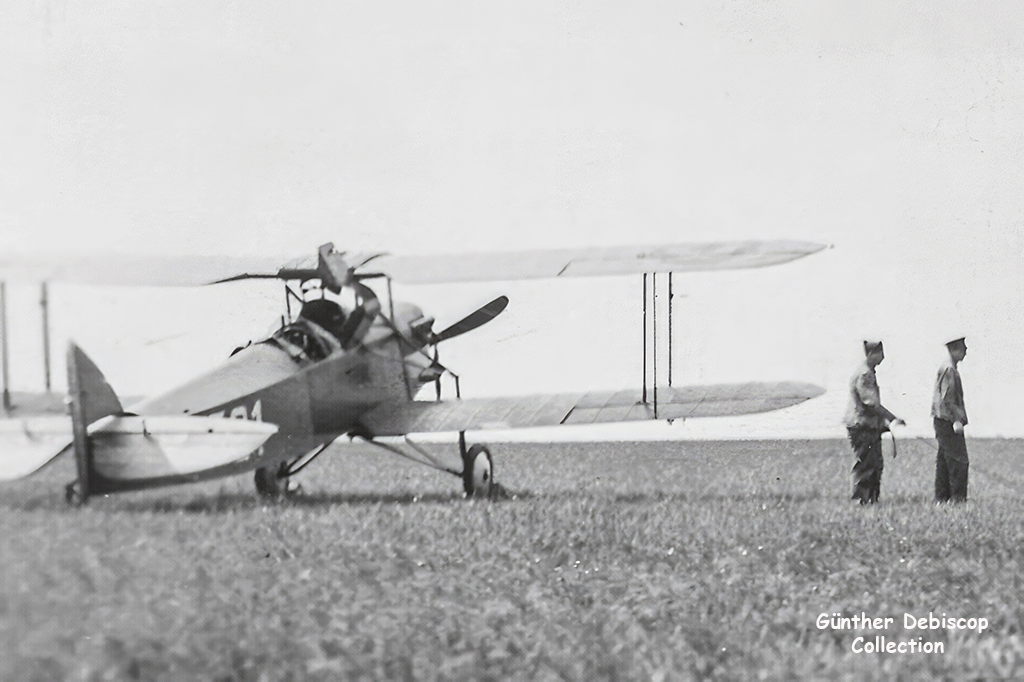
1, 437, 1023, 681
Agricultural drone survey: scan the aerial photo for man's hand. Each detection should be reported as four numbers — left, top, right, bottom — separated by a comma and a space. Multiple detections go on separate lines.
890, 418, 906, 428
953, 421, 964, 434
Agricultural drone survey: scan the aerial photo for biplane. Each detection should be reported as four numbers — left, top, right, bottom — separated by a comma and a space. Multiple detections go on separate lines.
0, 241, 826, 504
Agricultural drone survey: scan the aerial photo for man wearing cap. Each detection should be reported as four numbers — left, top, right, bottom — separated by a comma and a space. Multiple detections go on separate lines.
845, 340, 904, 504
933, 336, 969, 502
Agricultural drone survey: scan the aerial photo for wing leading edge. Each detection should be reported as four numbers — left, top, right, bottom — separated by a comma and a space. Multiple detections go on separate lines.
358, 381, 825, 437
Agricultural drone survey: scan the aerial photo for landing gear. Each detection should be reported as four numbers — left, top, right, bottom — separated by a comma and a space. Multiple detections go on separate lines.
358, 432, 499, 499
65, 481, 85, 506
254, 462, 302, 500
462, 444, 494, 498
458, 431, 494, 498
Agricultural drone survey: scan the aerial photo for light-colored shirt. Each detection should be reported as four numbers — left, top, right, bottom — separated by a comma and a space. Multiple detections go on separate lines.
931, 356, 967, 425
845, 361, 897, 430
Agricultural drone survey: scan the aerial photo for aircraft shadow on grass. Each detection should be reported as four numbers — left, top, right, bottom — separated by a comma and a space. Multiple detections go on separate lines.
2, 485, 529, 513
3, 488, 949, 514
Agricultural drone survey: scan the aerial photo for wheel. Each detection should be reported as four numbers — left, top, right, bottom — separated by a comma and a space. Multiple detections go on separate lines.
254, 462, 301, 500
65, 481, 85, 506
462, 444, 494, 499
254, 466, 281, 498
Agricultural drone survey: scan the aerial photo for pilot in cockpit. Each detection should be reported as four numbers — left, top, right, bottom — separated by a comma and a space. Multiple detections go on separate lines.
292, 281, 373, 354
298, 296, 347, 340
273, 283, 346, 360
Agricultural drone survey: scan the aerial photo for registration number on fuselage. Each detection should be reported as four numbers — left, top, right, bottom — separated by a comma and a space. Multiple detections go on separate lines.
210, 399, 263, 422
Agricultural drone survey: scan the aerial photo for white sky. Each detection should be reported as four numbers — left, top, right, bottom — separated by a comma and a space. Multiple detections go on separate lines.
2, 1, 1023, 439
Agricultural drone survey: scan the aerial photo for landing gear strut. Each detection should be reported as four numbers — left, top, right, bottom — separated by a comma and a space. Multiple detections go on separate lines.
357, 432, 498, 499
253, 443, 332, 499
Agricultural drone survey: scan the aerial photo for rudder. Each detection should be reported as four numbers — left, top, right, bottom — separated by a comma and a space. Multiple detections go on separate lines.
66, 342, 123, 504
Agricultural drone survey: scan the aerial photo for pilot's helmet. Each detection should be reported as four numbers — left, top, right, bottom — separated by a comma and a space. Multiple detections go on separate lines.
300, 279, 324, 300
300, 297, 345, 329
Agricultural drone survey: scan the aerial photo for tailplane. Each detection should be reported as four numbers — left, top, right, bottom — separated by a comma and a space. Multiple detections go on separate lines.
0, 343, 279, 504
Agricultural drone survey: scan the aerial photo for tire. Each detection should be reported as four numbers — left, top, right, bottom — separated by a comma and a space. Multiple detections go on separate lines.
65, 481, 85, 506
254, 466, 282, 499
255, 460, 304, 500
463, 444, 494, 499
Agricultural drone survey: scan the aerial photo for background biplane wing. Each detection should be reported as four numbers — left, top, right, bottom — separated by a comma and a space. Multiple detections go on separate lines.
0, 241, 826, 287
0, 391, 68, 416
0, 252, 301, 287
358, 381, 825, 436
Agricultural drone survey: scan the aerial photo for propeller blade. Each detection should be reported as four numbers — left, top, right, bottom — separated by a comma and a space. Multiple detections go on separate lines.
434, 296, 509, 343
434, 346, 441, 400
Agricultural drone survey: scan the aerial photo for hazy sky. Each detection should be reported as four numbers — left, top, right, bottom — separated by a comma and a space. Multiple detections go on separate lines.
2, 1, 1023, 439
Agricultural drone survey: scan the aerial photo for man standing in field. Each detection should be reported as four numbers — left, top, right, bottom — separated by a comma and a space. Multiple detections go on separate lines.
933, 336, 969, 503
845, 340, 904, 504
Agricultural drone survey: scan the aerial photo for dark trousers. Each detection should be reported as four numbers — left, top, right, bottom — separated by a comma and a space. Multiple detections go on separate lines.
848, 427, 883, 504
934, 418, 969, 502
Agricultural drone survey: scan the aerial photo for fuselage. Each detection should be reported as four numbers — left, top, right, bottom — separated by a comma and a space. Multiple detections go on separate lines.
125, 300, 435, 482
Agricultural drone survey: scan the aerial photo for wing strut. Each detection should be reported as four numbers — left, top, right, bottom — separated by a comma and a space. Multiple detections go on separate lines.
653, 273, 658, 419
642, 274, 647, 405
668, 273, 674, 387
41, 282, 51, 392
1, 282, 10, 412
0, 282, 55, 413
641, 272, 677, 420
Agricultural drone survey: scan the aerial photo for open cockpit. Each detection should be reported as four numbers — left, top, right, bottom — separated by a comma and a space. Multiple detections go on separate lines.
264, 282, 379, 364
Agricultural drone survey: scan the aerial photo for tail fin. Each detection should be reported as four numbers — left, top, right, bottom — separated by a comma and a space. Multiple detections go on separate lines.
67, 342, 122, 424
66, 342, 123, 504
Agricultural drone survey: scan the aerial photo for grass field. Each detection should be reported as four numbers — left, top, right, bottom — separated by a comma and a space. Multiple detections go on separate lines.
2, 437, 1023, 681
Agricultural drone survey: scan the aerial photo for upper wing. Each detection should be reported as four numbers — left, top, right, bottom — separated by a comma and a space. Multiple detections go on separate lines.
0, 241, 826, 287
358, 381, 825, 436
367, 241, 828, 283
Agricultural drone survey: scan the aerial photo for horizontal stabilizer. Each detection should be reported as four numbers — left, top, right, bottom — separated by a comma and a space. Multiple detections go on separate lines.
359, 381, 825, 436
87, 415, 279, 480
0, 415, 278, 482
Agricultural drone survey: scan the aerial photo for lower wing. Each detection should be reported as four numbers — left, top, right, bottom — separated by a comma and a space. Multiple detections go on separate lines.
358, 381, 824, 436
